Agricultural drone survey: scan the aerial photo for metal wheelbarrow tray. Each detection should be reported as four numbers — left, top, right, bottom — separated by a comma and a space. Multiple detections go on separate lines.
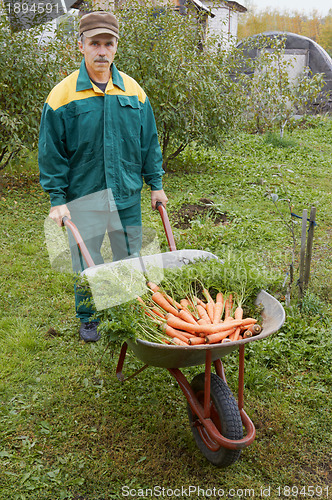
64, 204, 286, 468
125, 289, 284, 369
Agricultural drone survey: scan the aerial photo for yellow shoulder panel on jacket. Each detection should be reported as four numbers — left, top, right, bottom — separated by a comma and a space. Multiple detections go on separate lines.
46, 68, 147, 109
46, 71, 97, 111
118, 72, 147, 103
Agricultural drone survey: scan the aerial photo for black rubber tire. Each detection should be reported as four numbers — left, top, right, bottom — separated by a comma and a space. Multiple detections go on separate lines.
187, 372, 243, 467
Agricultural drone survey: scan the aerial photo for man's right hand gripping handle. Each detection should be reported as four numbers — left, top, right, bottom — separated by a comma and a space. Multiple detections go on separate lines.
49, 204, 71, 227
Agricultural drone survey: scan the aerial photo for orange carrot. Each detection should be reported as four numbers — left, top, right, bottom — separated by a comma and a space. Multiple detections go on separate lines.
137, 296, 164, 322
188, 336, 206, 345
209, 319, 247, 334
197, 318, 209, 325
206, 302, 215, 323
224, 297, 231, 320
179, 299, 195, 315
193, 296, 207, 309
151, 306, 166, 319
166, 314, 201, 334
156, 290, 182, 310
253, 324, 262, 335
197, 318, 209, 336
241, 318, 257, 327
160, 325, 195, 340
148, 282, 182, 309
243, 330, 252, 339
205, 327, 236, 344
213, 293, 224, 324
161, 324, 190, 344
178, 308, 197, 325
179, 331, 197, 339
151, 292, 179, 315
147, 281, 160, 292
166, 314, 246, 336
202, 288, 215, 322
242, 323, 262, 335
230, 304, 243, 341
163, 293, 182, 310
231, 327, 241, 342
171, 337, 188, 346
234, 305, 243, 320
197, 304, 211, 324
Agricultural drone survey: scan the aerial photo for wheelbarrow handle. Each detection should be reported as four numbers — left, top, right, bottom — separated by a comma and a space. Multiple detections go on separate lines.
62, 216, 95, 268
62, 201, 176, 268
156, 201, 177, 252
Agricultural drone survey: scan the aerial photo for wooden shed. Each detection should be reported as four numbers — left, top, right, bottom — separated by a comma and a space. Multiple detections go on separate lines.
204, 1, 247, 44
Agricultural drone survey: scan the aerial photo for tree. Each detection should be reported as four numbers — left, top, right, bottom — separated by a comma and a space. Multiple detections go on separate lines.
0, 14, 80, 171
115, 2, 242, 169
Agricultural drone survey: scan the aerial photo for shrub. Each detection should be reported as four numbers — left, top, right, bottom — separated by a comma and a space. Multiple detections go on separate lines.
0, 14, 80, 171
115, 2, 243, 169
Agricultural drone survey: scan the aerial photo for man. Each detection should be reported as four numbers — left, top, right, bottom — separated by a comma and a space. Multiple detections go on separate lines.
39, 11, 168, 342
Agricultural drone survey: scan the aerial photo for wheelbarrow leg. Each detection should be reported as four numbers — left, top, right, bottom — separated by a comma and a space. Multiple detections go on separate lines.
116, 342, 149, 383
116, 343, 128, 382
214, 345, 252, 414
204, 350, 212, 418
238, 344, 245, 411
237, 344, 256, 438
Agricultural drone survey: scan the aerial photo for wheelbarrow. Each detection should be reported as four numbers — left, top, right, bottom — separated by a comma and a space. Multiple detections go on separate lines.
63, 203, 285, 468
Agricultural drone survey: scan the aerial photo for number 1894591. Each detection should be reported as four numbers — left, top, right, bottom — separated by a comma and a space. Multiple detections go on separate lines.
5, 2, 59, 14
277, 486, 329, 497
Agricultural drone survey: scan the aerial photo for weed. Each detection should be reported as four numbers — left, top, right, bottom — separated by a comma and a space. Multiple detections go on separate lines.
264, 132, 297, 148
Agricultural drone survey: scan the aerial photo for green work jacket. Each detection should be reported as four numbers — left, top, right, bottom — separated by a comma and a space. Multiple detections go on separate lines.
38, 60, 164, 209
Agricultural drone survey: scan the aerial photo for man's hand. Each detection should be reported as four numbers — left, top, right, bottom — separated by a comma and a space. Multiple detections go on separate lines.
49, 204, 71, 227
151, 189, 168, 210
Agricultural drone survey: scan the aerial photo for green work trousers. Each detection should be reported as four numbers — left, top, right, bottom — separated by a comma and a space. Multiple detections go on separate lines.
67, 204, 142, 322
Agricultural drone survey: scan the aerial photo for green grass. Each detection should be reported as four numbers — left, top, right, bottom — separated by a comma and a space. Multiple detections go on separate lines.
0, 123, 331, 499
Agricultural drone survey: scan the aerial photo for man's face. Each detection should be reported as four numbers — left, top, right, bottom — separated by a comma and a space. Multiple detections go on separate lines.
78, 34, 118, 79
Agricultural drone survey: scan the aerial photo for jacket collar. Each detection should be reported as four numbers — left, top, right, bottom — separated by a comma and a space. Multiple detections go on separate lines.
76, 59, 125, 92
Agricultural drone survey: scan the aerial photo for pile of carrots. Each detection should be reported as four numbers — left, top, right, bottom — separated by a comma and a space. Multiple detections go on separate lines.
137, 282, 262, 346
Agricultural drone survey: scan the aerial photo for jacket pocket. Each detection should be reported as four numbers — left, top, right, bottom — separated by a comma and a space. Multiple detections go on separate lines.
65, 98, 104, 157
119, 158, 143, 199
116, 95, 141, 138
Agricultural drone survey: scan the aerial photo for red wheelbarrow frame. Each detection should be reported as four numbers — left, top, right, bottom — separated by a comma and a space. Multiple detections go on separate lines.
63, 203, 256, 453
116, 342, 255, 452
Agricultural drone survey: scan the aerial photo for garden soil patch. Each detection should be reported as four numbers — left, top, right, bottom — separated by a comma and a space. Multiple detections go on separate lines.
171, 198, 228, 229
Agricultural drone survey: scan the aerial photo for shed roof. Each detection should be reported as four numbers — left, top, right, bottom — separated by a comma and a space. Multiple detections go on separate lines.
224, 1, 247, 13
203, 0, 247, 13
69, 0, 220, 16
189, 0, 215, 17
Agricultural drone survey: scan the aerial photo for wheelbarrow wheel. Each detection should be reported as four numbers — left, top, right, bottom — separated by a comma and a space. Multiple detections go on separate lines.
187, 372, 243, 467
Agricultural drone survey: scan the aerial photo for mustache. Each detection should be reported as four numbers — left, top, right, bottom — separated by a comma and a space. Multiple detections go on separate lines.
94, 57, 110, 63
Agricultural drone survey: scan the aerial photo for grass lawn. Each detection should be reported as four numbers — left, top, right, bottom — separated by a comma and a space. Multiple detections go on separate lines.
0, 123, 331, 500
